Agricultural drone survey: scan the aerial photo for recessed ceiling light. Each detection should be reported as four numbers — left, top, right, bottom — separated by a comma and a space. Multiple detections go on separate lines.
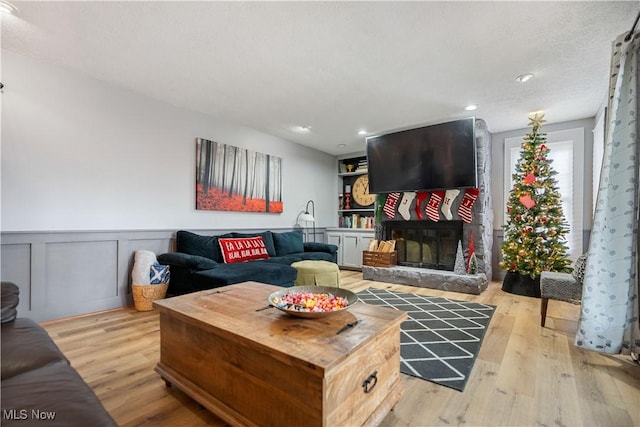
0, 1, 17, 14
358, 130, 367, 135
299, 125, 311, 132
464, 105, 478, 111
515, 73, 534, 83
337, 143, 347, 148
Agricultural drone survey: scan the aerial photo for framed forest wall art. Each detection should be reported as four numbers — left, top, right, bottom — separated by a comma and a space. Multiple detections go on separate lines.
196, 138, 283, 213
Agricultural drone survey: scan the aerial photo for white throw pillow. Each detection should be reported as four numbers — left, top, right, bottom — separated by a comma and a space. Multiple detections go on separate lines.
132, 250, 157, 285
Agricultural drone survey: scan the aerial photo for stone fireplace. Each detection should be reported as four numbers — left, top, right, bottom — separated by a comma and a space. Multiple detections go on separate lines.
384, 220, 462, 271
362, 118, 493, 295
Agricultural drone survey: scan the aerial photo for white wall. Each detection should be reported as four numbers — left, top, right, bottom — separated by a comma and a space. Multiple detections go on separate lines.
1, 50, 336, 232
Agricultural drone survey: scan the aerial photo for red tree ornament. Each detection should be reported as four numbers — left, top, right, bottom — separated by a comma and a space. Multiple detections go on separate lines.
519, 194, 536, 209
524, 173, 535, 184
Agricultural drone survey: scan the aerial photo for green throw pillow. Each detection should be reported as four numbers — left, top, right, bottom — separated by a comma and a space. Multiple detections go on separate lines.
272, 230, 304, 256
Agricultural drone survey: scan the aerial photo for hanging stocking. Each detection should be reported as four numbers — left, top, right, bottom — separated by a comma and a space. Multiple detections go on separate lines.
383, 192, 401, 219
425, 190, 445, 222
414, 191, 429, 220
441, 189, 460, 220
398, 192, 416, 220
458, 188, 480, 223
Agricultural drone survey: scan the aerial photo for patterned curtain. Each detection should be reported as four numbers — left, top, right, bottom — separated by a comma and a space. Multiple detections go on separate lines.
575, 31, 640, 355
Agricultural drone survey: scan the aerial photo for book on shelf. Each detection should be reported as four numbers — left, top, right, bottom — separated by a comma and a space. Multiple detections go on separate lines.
338, 215, 374, 229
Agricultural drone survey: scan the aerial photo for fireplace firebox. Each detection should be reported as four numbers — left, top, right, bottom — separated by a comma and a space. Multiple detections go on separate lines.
384, 220, 463, 271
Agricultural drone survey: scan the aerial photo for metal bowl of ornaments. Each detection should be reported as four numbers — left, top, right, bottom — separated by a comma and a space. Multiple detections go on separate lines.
268, 285, 358, 318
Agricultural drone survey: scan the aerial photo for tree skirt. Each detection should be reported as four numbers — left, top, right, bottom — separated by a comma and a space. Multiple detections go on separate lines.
501, 271, 541, 298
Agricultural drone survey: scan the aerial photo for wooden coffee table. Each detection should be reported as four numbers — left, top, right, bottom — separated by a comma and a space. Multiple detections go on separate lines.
154, 281, 406, 427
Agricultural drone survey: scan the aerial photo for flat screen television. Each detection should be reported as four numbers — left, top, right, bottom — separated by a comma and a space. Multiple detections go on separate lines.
366, 117, 477, 193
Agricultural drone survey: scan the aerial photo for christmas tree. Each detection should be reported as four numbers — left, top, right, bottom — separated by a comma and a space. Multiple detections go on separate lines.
500, 113, 572, 278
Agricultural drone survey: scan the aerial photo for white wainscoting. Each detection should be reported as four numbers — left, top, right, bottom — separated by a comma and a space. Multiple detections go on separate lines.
1, 228, 325, 322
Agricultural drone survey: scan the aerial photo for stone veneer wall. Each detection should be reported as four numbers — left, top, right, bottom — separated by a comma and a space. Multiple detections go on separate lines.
370, 118, 493, 289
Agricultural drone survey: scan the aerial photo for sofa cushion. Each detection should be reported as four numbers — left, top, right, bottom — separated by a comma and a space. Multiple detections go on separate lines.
263, 255, 304, 265
157, 253, 218, 270
192, 261, 297, 288
272, 231, 304, 256
1, 318, 68, 380
1, 282, 19, 323
303, 242, 338, 254
219, 236, 270, 263
291, 252, 335, 262
176, 230, 233, 262
231, 231, 277, 257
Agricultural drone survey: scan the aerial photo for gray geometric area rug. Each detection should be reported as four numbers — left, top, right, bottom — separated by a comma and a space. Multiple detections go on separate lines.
357, 288, 495, 392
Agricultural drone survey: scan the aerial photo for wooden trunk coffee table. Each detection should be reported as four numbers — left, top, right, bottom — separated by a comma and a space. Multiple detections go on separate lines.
154, 281, 406, 427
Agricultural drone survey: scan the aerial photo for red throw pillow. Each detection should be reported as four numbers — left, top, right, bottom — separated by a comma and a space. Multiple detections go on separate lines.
218, 236, 270, 264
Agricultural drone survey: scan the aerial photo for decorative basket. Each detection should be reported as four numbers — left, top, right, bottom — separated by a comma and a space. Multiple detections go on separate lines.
362, 251, 397, 268
132, 283, 169, 312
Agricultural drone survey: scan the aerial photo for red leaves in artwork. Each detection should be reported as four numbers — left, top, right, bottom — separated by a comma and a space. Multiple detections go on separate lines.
196, 185, 283, 213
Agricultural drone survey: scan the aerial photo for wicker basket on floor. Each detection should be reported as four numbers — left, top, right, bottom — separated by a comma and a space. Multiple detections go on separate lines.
132, 283, 168, 312
362, 251, 397, 268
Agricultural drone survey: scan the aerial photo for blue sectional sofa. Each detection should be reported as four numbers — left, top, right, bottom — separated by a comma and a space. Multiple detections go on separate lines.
158, 230, 338, 296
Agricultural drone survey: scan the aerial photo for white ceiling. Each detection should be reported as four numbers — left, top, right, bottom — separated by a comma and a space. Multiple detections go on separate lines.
2, 1, 637, 155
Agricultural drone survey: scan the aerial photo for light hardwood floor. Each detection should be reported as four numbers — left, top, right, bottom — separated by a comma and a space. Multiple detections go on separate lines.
42, 271, 640, 427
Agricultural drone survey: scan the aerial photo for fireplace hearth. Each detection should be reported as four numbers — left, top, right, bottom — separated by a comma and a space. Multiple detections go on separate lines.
384, 220, 463, 271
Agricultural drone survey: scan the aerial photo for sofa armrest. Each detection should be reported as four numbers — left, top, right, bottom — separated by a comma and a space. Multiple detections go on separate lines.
157, 253, 219, 270
303, 242, 338, 255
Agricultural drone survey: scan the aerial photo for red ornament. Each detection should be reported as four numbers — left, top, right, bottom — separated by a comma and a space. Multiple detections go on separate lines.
524, 173, 535, 185
519, 194, 536, 209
